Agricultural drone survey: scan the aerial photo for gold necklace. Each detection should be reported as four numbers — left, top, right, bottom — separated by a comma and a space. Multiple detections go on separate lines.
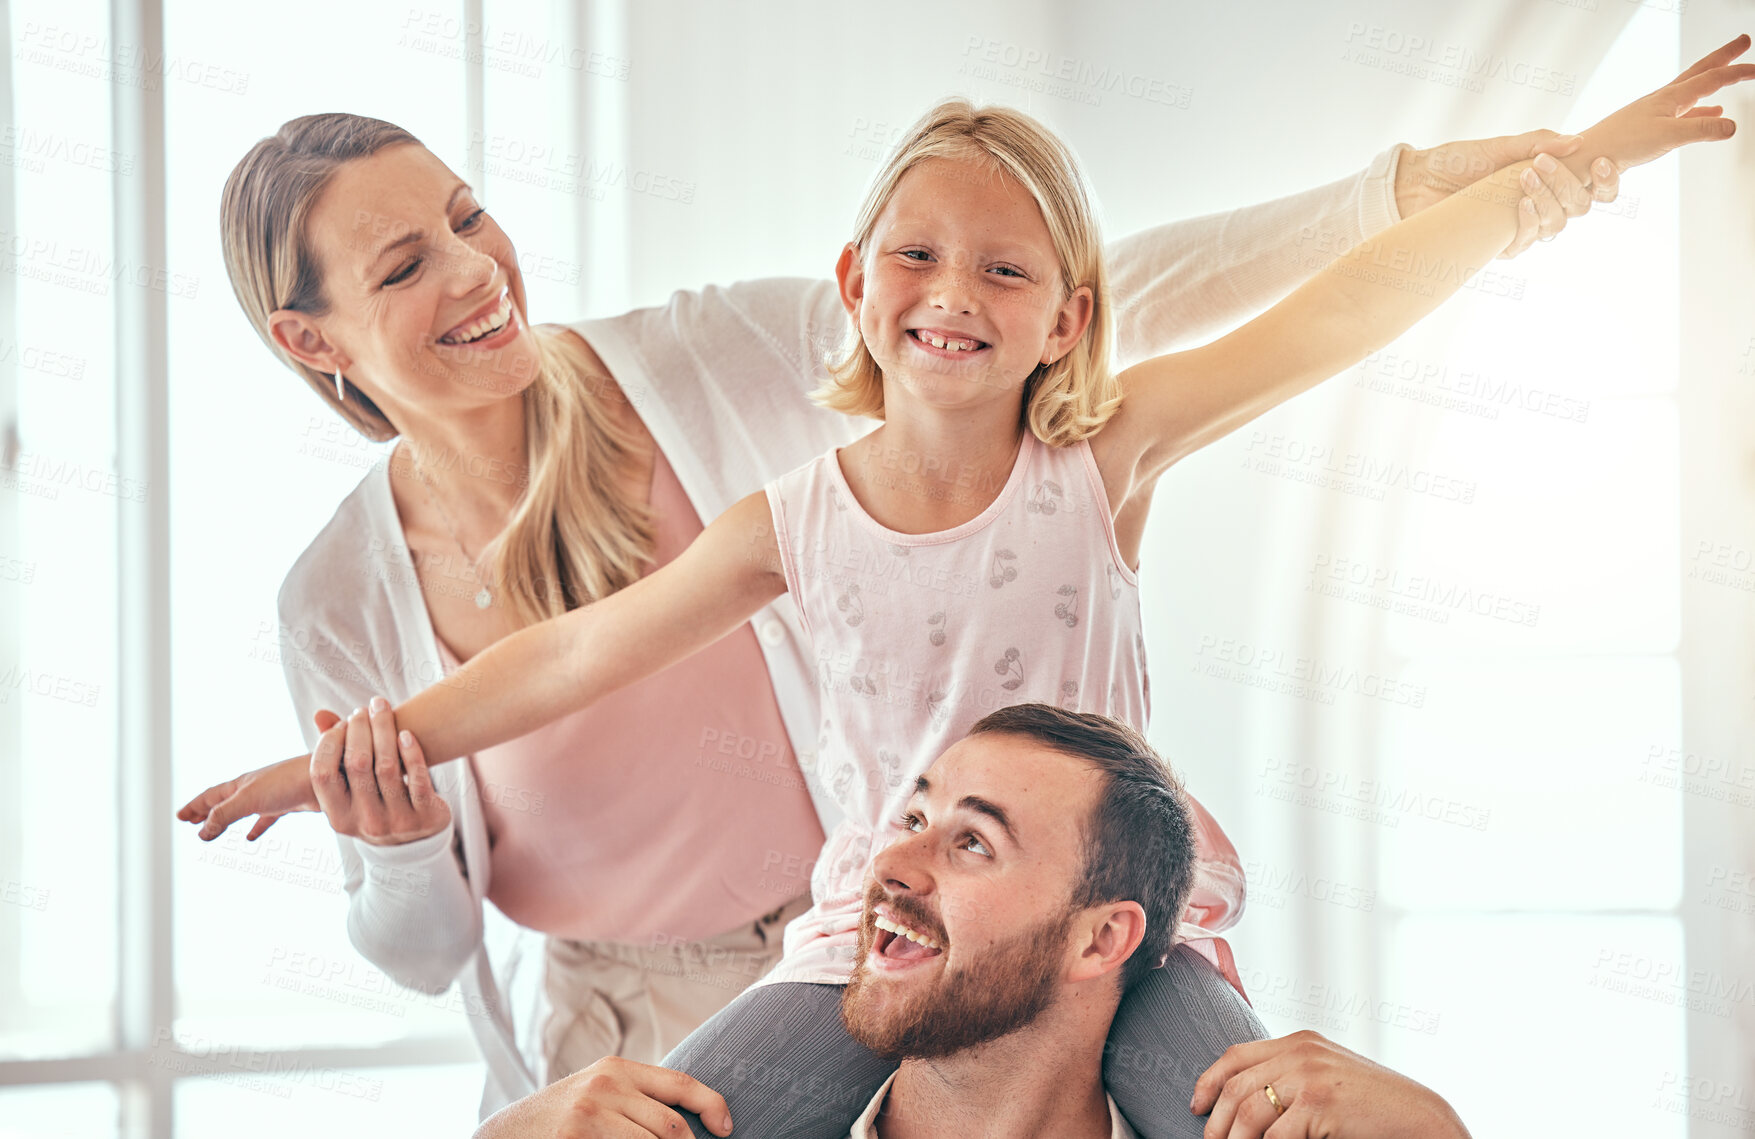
408, 450, 496, 610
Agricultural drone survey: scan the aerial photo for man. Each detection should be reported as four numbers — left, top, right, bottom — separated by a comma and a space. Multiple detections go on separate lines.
477, 702, 1472, 1138
839, 701, 1194, 1137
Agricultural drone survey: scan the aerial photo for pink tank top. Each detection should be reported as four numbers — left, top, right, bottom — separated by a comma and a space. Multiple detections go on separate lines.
436, 446, 824, 944
757, 429, 1247, 995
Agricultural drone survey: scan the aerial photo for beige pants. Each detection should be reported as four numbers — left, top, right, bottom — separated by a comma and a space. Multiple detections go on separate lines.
540, 892, 813, 1085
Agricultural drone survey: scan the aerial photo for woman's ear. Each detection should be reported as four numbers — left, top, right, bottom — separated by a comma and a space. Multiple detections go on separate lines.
269, 309, 347, 375
834, 242, 865, 318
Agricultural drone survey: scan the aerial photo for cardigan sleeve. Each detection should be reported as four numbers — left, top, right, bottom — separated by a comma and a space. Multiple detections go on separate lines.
1105, 143, 1410, 370
276, 565, 485, 994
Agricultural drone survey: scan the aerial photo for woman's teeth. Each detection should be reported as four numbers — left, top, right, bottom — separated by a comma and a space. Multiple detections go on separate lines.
875, 913, 942, 950
912, 329, 983, 353
440, 294, 512, 345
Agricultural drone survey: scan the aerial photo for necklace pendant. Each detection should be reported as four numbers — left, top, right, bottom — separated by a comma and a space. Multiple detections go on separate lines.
475, 587, 494, 609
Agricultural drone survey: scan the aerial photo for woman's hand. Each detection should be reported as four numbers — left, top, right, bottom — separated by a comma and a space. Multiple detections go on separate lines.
472, 1056, 734, 1139
1191, 1030, 1469, 1139
1571, 34, 1755, 182
308, 697, 451, 846
177, 752, 320, 842
1397, 129, 1612, 259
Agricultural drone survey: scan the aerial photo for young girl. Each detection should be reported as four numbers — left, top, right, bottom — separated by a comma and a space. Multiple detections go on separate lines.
186, 63, 1747, 1136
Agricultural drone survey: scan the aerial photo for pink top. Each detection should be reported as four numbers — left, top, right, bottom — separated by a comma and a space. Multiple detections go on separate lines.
435, 445, 825, 944
757, 430, 1247, 996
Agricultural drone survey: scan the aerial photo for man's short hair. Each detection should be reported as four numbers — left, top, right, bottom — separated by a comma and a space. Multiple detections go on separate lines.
966, 703, 1195, 991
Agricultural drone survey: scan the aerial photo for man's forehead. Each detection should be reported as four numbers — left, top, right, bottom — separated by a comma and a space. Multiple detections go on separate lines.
918, 735, 1100, 835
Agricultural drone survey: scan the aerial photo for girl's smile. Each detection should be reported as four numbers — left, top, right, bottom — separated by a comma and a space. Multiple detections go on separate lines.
850, 155, 1086, 410
904, 325, 992, 360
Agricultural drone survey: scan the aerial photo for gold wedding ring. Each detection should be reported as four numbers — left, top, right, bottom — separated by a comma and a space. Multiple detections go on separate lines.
1264, 1083, 1285, 1114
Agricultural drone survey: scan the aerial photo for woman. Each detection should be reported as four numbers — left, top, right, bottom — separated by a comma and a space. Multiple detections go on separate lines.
183, 106, 1611, 1119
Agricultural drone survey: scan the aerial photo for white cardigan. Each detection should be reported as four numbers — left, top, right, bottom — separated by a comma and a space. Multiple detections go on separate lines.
273, 143, 1408, 1118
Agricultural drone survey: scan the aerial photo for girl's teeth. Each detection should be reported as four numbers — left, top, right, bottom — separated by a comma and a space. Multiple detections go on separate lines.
918, 331, 979, 352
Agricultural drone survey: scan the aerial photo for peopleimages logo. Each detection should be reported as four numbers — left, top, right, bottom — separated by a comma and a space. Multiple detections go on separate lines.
1340, 22, 1577, 96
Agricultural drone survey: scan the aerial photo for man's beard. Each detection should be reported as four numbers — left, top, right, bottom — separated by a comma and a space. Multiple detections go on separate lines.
840, 882, 1075, 1061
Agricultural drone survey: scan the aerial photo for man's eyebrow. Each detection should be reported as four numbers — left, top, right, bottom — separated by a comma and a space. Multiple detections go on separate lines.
956, 795, 1019, 847
912, 775, 1019, 847
366, 182, 473, 267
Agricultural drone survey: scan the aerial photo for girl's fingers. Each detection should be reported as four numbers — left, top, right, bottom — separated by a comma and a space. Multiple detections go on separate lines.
177, 779, 237, 823
1669, 63, 1755, 113
195, 791, 248, 841
1681, 105, 1726, 118
1668, 34, 1751, 88
342, 708, 389, 835
244, 813, 284, 842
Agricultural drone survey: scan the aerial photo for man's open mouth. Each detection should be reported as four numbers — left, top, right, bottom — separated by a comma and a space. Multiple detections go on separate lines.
873, 912, 945, 962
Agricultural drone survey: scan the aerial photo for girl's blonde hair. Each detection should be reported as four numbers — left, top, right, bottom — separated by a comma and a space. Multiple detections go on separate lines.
813, 98, 1119, 447
220, 113, 653, 626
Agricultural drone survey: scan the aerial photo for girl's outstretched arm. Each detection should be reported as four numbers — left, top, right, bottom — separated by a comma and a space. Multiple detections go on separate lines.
180, 489, 786, 839
1107, 51, 1755, 484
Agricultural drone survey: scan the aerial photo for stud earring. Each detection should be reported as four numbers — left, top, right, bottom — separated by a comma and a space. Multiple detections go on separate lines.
334, 370, 346, 402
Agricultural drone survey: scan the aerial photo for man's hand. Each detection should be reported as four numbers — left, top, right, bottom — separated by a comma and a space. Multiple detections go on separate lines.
473, 1056, 733, 1139
1191, 1030, 1469, 1139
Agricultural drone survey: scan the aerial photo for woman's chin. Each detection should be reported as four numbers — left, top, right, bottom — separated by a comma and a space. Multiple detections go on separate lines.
433, 343, 543, 400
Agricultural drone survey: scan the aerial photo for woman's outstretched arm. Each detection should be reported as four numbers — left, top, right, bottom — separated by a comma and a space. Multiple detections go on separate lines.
180, 489, 786, 838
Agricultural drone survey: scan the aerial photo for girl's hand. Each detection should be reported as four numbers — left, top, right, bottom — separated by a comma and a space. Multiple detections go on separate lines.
177, 752, 320, 842
1573, 34, 1755, 181
309, 698, 452, 846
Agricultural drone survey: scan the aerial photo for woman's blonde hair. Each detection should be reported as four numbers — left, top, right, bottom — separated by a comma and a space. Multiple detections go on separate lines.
220, 113, 653, 626
813, 97, 1119, 447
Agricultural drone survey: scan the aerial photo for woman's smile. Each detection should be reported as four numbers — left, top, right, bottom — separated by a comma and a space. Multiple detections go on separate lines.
437, 285, 515, 346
